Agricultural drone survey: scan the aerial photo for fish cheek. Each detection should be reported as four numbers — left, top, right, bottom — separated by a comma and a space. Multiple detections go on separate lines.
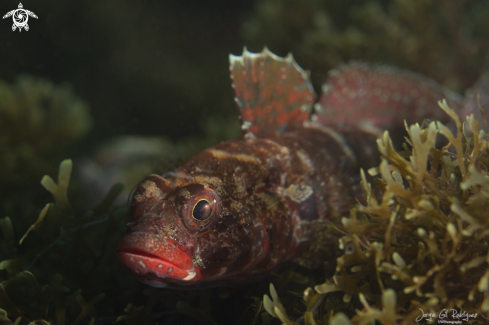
195, 220, 254, 277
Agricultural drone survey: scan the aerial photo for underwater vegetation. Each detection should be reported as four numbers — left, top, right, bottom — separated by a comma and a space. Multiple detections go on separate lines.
244, 0, 489, 92
0, 75, 93, 260
3, 1, 489, 323
0, 75, 92, 188
0, 127, 274, 325
2, 1, 249, 144
0, 73, 246, 325
0, 159, 126, 324
3, 100, 489, 324
263, 101, 489, 324
0, 154, 304, 325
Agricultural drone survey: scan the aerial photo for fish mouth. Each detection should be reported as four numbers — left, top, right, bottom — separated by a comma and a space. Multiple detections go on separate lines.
117, 237, 199, 286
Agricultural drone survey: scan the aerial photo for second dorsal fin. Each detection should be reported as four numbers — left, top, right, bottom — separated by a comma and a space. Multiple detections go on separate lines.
229, 48, 315, 138
314, 63, 464, 130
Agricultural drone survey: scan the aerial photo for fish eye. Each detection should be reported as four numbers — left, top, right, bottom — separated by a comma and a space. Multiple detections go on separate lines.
192, 199, 212, 221
180, 186, 221, 232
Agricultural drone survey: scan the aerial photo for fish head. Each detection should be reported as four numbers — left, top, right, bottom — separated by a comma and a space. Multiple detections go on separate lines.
117, 152, 274, 288
117, 174, 213, 287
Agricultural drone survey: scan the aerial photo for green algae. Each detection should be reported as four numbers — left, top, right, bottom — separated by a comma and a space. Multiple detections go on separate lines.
244, 0, 489, 92
0, 160, 124, 324
0, 76, 92, 188
1, 156, 264, 325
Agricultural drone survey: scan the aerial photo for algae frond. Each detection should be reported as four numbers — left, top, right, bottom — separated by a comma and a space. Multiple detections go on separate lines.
0, 76, 92, 188
0, 160, 123, 324
264, 100, 489, 324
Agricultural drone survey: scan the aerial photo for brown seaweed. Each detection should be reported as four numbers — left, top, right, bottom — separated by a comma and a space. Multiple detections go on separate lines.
264, 101, 489, 324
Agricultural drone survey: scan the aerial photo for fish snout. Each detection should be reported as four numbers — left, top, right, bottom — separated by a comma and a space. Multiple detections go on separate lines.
117, 232, 200, 286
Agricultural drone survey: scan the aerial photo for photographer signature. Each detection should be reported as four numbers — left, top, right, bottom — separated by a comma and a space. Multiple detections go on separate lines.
416, 308, 478, 323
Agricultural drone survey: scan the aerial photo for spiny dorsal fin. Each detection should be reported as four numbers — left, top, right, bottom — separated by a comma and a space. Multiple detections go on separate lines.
229, 47, 315, 137
314, 62, 464, 130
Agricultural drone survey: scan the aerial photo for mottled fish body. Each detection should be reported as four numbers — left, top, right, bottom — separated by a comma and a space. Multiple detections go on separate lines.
117, 48, 463, 288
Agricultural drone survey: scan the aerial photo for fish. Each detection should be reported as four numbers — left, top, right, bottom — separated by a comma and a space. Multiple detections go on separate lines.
117, 48, 464, 288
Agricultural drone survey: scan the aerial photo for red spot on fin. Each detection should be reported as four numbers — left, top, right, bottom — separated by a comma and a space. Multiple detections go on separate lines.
314, 63, 464, 130
229, 47, 315, 137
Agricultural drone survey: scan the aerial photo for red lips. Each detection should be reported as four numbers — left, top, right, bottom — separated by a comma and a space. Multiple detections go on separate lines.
117, 233, 199, 285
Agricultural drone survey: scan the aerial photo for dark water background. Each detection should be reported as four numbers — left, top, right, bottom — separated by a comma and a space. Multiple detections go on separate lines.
2, 1, 250, 142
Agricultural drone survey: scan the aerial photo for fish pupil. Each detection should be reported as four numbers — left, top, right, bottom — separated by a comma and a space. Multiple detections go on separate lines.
193, 200, 212, 220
